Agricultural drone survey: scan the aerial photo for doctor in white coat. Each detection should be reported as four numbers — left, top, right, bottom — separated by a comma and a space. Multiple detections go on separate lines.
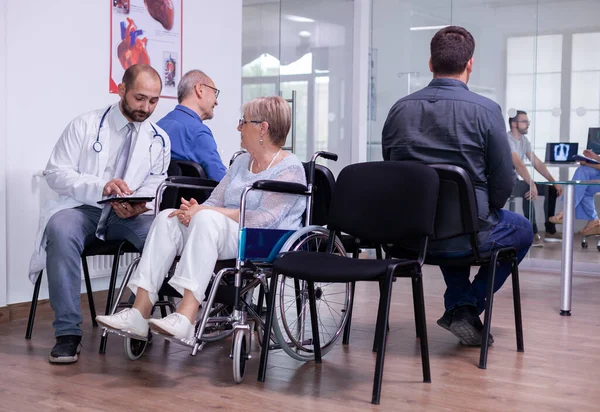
30, 64, 170, 364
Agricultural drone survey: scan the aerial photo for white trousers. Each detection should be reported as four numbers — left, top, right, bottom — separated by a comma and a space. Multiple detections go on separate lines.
128, 208, 239, 305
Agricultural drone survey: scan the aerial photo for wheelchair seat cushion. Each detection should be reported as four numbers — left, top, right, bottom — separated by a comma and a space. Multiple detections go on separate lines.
273, 251, 417, 282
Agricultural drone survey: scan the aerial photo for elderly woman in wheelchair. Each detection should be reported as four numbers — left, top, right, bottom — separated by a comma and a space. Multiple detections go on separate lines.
96, 96, 307, 349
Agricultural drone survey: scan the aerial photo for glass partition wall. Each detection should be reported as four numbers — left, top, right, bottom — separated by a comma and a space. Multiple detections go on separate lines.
369, 0, 600, 272
242, 0, 355, 175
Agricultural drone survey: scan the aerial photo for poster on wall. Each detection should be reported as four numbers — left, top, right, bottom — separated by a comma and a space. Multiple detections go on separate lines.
109, 0, 182, 98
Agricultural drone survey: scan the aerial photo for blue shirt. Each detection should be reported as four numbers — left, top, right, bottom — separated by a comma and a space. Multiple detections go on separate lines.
157, 105, 226, 181
382, 78, 514, 249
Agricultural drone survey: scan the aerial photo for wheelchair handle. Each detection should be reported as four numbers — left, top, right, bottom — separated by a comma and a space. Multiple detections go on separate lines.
311, 151, 338, 162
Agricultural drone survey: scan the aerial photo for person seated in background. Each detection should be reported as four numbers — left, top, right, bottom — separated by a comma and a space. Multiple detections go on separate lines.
96, 96, 307, 344
550, 149, 600, 235
382, 26, 533, 347
158, 69, 227, 181
507, 110, 562, 247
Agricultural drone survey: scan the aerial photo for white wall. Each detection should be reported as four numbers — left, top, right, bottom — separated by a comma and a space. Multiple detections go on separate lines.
3, 0, 242, 305
0, 0, 7, 308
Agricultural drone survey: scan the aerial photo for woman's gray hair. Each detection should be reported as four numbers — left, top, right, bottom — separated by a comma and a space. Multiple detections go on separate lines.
242, 96, 291, 147
177, 70, 209, 103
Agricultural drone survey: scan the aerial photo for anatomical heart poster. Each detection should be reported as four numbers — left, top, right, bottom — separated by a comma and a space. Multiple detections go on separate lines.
109, 0, 182, 98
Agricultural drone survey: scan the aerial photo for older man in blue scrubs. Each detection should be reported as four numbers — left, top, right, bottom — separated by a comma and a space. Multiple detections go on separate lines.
158, 70, 226, 181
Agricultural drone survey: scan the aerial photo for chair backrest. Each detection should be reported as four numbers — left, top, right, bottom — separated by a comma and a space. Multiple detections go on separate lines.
229, 150, 247, 166
327, 161, 439, 245
302, 162, 336, 226
162, 159, 212, 209
429, 164, 479, 243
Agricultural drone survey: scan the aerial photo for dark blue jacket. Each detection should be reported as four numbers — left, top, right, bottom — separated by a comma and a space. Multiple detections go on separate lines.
158, 105, 227, 181
382, 78, 515, 250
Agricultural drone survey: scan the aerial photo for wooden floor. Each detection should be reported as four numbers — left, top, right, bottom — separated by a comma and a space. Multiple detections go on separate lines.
528, 231, 600, 264
1, 266, 600, 411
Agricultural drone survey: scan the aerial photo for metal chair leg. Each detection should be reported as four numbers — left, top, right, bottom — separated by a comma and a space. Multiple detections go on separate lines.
342, 281, 356, 345
412, 273, 422, 339
372, 272, 394, 405
158, 295, 168, 318
373, 279, 390, 352
81, 257, 98, 327
99, 243, 125, 354
307, 281, 322, 363
258, 272, 278, 382
25, 272, 43, 340
412, 270, 431, 382
479, 252, 498, 369
511, 257, 524, 352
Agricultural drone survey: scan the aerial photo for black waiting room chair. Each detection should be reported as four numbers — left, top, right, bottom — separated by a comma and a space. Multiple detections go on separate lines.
386, 164, 524, 369
25, 239, 139, 341
258, 161, 440, 405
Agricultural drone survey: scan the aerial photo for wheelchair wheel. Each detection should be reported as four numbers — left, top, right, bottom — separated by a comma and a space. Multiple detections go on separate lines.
124, 333, 150, 361
272, 226, 351, 362
232, 330, 249, 383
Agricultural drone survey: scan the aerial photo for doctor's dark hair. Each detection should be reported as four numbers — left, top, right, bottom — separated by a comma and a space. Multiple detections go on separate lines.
430, 26, 475, 76
122, 64, 162, 91
509, 110, 528, 128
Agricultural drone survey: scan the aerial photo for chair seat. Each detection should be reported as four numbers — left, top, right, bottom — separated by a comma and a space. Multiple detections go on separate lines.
81, 239, 139, 257
273, 251, 416, 282
387, 245, 516, 267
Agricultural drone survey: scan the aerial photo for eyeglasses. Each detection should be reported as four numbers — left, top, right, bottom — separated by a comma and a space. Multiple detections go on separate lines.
201, 83, 220, 99
238, 118, 263, 127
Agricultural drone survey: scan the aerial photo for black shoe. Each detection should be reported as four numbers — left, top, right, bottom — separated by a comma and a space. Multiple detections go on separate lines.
437, 305, 493, 347
49, 335, 82, 364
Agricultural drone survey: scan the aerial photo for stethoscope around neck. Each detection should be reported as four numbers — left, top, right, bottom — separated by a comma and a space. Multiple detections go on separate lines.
93, 106, 167, 175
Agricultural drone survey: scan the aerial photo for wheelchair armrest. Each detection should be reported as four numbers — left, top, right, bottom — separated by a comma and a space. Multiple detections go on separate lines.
165, 176, 219, 189
252, 180, 308, 195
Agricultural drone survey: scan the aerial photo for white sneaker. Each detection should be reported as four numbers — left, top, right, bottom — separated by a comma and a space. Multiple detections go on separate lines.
148, 313, 195, 343
96, 308, 149, 340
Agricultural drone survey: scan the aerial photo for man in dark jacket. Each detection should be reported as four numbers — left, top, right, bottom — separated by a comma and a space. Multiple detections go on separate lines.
382, 26, 533, 346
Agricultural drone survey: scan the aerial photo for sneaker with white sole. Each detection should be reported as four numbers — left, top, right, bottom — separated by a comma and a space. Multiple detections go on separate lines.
531, 233, 544, 248
148, 313, 195, 344
544, 231, 562, 243
96, 308, 149, 340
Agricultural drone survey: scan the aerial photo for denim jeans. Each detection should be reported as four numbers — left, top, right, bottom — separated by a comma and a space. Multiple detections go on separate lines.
438, 209, 533, 314
44, 205, 153, 337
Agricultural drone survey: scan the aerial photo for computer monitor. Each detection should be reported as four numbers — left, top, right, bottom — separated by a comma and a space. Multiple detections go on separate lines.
545, 142, 579, 163
586, 127, 600, 154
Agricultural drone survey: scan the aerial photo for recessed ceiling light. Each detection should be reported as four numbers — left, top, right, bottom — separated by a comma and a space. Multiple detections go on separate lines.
286, 14, 315, 23
299, 31, 311, 38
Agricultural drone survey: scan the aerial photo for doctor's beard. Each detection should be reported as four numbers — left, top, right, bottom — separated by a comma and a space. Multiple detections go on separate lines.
120, 99, 152, 122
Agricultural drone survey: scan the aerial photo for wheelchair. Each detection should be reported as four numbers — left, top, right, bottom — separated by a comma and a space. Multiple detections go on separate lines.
100, 151, 353, 382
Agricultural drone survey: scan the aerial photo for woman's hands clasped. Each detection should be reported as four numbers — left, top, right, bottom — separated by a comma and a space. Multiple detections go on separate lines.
168, 198, 208, 227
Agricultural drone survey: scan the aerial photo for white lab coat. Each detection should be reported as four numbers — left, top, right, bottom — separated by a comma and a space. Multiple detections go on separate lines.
28, 104, 171, 282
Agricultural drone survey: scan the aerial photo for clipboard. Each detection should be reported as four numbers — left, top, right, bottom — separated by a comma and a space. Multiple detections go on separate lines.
97, 196, 155, 205
572, 154, 600, 165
